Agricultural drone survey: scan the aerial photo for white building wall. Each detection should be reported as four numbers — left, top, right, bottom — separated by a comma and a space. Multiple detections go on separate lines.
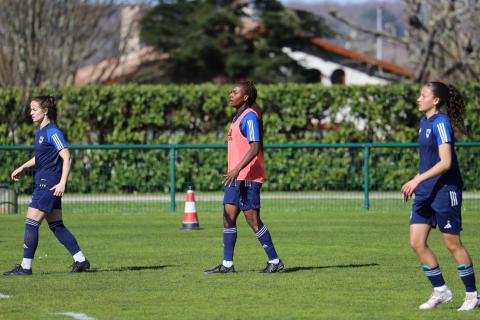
282, 47, 390, 85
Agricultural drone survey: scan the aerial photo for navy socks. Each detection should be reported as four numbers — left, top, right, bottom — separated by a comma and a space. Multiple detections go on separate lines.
23, 219, 40, 260
256, 225, 278, 261
48, 220, 81, 256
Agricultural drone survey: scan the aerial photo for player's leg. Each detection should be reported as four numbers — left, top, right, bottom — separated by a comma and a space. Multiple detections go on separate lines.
442, 233, 478, 311
435, 187, 478, 311
410, 223, 452, 309
243, 208, 283, 273
409, 224, 439, 268
46, 209, 90, 272
221, 204, 240, 269
241, 182, 283, 273
410, 199, 452, 309
3, 207, 45, 276
205, 183, 241, 274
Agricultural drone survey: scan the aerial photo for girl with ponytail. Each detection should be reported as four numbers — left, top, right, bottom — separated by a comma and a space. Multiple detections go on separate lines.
4, 96, 90, 276
401, 82, 477, 311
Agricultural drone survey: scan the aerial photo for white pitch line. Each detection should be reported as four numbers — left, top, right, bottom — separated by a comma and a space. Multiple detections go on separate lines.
55, 312, 96, 320
0, 293, 10, 299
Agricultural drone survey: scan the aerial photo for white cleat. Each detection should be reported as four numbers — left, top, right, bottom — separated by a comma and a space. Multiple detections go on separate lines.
457, 292, 479, 311
419, 289, 453, 310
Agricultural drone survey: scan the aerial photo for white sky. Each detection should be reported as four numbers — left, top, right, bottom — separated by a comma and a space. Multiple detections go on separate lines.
282, 0, 397, 4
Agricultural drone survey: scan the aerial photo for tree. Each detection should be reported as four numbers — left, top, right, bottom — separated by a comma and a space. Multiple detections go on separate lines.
134, 0, 333, 83
0, 0, 138, 88
330, 0, 480, 82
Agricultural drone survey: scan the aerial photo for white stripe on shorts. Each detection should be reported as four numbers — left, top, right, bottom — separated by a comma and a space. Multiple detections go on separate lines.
449, 191, 458, 207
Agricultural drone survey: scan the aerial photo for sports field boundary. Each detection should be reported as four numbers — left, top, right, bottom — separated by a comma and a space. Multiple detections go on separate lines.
16, 191, 480, 204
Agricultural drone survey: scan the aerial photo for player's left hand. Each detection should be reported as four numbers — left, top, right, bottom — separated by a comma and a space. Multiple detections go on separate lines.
50, 183, 66, 197
223, 169, 240, 187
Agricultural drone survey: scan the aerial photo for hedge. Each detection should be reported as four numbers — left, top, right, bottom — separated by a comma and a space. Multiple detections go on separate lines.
0, 83, 479, 193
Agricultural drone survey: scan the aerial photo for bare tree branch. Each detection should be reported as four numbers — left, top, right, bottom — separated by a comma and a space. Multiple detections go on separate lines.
329, 0, 480, 82
329, 10, 409, 47
0, 0, 137, 88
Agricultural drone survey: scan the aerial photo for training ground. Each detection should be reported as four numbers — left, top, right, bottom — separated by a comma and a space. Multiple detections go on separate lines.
1, 199, 479, 319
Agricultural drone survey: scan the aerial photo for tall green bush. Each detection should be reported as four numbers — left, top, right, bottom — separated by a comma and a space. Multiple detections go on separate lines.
1, 83, 478, 193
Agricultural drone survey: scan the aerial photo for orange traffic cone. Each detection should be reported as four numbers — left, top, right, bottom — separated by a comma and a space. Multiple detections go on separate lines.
180, 186, 202, 230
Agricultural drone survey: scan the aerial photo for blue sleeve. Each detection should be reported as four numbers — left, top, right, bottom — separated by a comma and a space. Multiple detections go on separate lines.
433, 117, 453, 145
47, 128, 69, 151
240, 112, 261, 143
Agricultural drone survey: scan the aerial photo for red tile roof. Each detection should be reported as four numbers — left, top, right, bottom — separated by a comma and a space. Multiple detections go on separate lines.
310, 38, 411, 78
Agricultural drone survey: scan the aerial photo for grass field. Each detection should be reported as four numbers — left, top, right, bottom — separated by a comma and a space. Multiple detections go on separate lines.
1, 200, 479, 319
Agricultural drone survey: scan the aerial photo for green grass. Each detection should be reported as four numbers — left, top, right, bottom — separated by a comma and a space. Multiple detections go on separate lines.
1, 201, 479, 319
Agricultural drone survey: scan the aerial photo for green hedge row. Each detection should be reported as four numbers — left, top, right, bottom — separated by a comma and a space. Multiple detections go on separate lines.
1, 83, 479, 193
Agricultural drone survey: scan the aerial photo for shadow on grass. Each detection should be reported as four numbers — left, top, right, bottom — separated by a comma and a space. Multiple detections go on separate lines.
282, 263, 379, 273
89, 265, 174, 273
40, 265, 173, 275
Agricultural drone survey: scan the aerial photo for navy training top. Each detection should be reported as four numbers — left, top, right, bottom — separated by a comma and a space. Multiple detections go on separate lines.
34, 123, 69, 186
415, 112, 463, 199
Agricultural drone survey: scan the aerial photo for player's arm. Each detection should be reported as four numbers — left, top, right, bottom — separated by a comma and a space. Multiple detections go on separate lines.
11, 157, 35, 181
50, 148, 71, 197
401, 144, 452, 199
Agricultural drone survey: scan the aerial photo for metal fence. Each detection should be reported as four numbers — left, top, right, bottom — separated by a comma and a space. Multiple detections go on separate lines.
1, 143, 479, 214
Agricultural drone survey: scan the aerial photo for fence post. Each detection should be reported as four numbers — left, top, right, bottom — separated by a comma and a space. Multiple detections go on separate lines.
169, 144, 176, 212
363, 145, 370, 210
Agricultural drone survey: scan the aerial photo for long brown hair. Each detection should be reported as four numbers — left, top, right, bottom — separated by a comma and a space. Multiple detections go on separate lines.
426, 81, 465, 131
32, 95, 58, 123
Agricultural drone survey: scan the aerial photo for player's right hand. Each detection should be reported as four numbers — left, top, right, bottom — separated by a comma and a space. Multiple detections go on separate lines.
11, 167, 24, 181
401, 192, 409, 203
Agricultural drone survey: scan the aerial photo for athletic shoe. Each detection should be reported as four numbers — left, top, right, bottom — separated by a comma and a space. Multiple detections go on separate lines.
71, 260, 90, 273
457, 292, 479, 311
3, 264, 32, 276
419, 289, 452, 310
204, 264, 235, 274
262, 260, 284, 273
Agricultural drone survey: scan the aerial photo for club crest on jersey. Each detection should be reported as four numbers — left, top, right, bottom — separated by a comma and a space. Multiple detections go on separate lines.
38, 136, 44, 144
426, 129, 431, 138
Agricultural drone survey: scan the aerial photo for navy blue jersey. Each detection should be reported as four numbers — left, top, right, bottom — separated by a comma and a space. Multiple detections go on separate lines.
232, 110, 261, 143
415, 113, 463, 199
34, 123, 68, 185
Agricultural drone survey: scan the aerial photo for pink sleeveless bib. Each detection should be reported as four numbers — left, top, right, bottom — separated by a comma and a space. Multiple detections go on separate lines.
227, 108, 265, 183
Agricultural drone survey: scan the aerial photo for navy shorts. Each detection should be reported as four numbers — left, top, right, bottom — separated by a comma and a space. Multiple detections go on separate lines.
410, 185, 462, 234
223, 181, 261, 211
30, 184, 62, 214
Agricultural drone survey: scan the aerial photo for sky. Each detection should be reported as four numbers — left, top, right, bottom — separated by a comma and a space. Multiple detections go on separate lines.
281, 0, 398, 4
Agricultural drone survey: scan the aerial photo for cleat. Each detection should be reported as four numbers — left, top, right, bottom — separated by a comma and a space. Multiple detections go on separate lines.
71, 260, 90, 273
3, 264, 32, 276
457, 292, 479, 311
419, 289, 452, 310
262, 259, 284, 273
204, 264, 235, 274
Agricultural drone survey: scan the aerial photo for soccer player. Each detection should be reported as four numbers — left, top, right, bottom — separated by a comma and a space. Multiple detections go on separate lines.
401, 82, 477, 311
205, 81, 283, 274
3, 96, 90, 276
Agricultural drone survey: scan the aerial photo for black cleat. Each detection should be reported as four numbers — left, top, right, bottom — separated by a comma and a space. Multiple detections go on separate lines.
3, 264, 32, 276
71, 260, 90, 273
204, 264, 235, 274
262, 260, 284, 273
